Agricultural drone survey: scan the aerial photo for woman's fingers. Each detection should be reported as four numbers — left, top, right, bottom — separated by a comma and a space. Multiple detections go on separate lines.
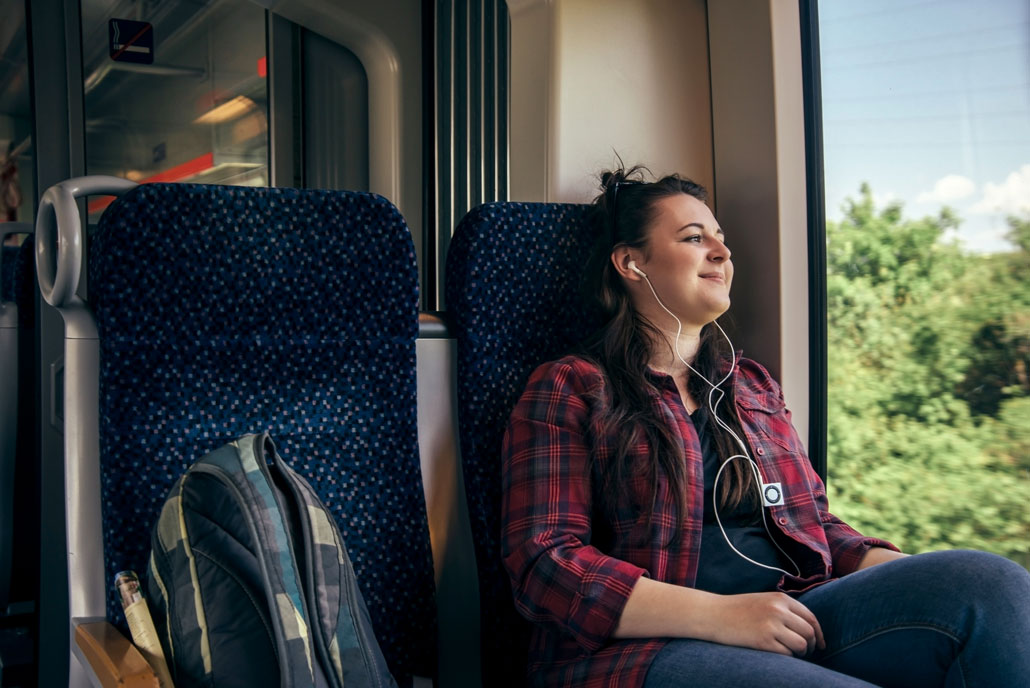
788, 598, 826, 651
715, 592, 827, 657
774, 625, 811, 656
780, 613, 817, 655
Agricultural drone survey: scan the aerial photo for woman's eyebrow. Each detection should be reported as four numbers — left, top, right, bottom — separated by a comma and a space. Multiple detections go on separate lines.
676, 223, 724, 235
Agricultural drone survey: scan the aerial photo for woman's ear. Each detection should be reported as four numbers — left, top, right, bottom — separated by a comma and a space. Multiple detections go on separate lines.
611, 245, 644, 281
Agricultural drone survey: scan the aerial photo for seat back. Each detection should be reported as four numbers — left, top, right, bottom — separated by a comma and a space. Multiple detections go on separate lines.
444, 202, 602, 687
81, 183, 436, 685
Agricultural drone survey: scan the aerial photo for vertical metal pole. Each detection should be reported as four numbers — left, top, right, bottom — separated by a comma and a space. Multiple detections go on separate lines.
434, 0, 454, 311
267, 12, 299, 189
497, 0, 509, 201
421, 0, 438, 312
26, 0, 86, 685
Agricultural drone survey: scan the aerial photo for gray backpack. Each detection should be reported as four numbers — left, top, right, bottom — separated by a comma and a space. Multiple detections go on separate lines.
146, 433, 397, 688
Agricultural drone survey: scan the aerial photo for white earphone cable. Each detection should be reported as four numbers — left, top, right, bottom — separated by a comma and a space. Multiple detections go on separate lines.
637, 267, 801, 577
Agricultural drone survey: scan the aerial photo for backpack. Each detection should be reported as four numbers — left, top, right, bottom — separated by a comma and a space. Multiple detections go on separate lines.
145, 433, 398, 688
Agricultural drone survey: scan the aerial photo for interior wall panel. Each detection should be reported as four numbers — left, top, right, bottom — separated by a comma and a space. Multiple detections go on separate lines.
432, 0, 510, 309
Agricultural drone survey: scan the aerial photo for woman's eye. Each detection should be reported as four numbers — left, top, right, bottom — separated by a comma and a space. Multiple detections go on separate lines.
683, 234, 702, 243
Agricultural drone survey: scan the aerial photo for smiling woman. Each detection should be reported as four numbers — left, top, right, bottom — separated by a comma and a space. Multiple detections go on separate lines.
498, 164, 1030, 688
614, 192, 733, 337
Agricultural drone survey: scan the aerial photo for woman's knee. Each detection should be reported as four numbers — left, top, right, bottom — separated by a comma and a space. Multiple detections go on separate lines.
911, 550, 1030, 617
921, 549, 1027, 587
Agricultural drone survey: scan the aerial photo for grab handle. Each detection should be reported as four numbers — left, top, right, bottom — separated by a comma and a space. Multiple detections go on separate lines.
35, 176, 137, 308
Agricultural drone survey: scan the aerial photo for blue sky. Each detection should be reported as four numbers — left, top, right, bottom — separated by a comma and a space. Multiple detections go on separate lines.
819, 0, 1030, 252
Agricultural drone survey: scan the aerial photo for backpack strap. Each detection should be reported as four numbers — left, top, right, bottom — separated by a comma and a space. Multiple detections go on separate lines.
208, 433, 327, 687
273, 452, 395, 687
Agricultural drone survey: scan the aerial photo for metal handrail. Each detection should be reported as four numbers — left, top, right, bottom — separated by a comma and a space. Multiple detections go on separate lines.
35, 176, 137, 308
34, 176, 136, 688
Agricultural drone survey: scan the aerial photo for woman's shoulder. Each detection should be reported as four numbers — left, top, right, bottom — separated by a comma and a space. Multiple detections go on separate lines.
527, 354, 605, 390
510, 355, 605, 422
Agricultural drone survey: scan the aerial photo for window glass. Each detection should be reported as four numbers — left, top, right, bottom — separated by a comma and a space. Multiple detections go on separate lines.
819, 0, 1030, 567
0, 0, 34, 235
81, 0, 268, 220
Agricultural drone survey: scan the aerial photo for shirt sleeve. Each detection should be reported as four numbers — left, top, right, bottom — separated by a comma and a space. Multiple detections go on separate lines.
816, 499, 899, 576
501, 359, 647, 653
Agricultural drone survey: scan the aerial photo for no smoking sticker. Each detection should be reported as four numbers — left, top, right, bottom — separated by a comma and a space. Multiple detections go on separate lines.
109, 18, 154, 64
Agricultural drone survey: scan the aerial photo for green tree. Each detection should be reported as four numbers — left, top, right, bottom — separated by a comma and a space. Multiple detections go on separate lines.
826, 187, 1030, 568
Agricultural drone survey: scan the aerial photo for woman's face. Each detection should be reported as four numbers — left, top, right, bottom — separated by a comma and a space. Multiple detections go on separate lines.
630, 193, 733, 330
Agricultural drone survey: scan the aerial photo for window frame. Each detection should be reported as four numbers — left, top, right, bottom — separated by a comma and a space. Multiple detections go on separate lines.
799, 0, 828, 482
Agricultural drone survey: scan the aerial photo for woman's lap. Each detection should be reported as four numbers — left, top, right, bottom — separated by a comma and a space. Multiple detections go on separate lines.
644, 550, 1030, 688
643, 639, 877, 688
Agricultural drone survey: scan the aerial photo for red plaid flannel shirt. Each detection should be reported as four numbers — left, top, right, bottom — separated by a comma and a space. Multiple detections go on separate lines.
501, 355, 896, 688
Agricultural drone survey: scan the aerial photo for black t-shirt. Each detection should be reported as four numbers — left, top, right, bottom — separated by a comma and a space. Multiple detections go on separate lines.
691, 408, 790, 595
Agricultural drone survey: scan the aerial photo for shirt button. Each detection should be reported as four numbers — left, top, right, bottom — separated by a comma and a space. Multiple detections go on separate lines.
757, 448, 765, 455
778, 517, 788, 526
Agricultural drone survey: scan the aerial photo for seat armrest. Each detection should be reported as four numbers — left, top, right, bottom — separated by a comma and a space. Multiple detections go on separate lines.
74, 619, 160, 688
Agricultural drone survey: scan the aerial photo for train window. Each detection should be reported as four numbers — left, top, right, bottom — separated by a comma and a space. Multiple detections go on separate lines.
819, 0, 1030, 567
0, 0, 33, 232
80, 0, 268, 220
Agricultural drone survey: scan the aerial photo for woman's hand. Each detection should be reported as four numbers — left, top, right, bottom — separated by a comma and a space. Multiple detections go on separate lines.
709, 592, 826, 657
614, 578, 824, 657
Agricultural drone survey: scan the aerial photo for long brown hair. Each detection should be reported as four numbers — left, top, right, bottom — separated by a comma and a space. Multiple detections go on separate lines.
579, 165, 758, 536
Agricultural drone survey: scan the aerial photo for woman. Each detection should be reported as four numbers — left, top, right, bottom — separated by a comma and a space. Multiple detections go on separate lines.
500, 167, 1030, 688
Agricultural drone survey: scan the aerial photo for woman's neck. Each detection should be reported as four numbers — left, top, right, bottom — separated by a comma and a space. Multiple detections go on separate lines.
647, 326, 702, 378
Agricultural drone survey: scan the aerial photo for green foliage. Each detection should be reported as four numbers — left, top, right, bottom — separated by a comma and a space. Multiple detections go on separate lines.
826, 186, 1030, 569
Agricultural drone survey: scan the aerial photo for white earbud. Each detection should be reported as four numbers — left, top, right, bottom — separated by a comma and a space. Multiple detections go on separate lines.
628, 260, 647, 277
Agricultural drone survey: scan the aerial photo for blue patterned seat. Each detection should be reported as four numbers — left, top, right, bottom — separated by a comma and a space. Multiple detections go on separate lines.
88, 184, 436, 686
444, 202, 603, 687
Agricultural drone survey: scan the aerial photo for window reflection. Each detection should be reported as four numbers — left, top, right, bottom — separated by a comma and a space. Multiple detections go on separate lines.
81, 0, 268, 219
0, 0, 33, 232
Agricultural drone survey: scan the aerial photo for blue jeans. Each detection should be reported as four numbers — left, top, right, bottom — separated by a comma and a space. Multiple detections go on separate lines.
643, 550, 1030, 687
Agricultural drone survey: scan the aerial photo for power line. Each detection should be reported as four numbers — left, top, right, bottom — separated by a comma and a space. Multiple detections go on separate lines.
820, 0, 974, 25
826, 139, 1030, 149
823, 21, 1029, 56
824, 82, 1030, 104
823, 41, 1026, 70
826, 110, 1030, 125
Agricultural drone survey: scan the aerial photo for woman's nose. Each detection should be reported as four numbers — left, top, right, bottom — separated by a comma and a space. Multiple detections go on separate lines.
709, 239, 730, 262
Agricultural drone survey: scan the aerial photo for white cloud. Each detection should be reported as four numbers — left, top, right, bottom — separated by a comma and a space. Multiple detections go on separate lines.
970, 164, 1030, 216
915, 174, 976, 204
949, 215, 1016, 254
873, 190, 900, 209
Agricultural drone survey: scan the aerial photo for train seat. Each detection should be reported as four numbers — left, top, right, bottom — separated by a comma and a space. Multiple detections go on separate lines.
37, 179, 437, 687
444, 202, 601, 687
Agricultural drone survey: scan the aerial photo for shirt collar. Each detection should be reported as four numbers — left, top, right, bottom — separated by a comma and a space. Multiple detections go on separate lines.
641, 353, 788, 414
644, 350, 744, 384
